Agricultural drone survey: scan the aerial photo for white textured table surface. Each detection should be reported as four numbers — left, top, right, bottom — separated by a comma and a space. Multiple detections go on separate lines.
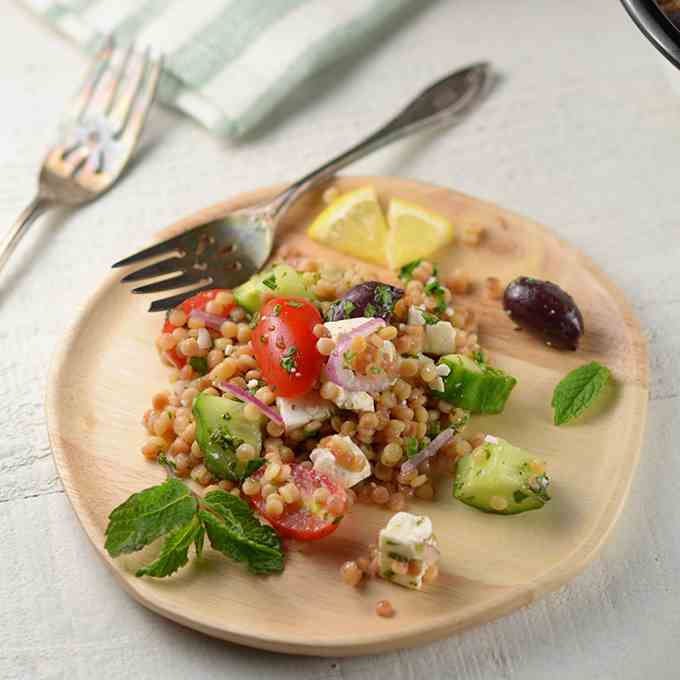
2, 2, 679, 679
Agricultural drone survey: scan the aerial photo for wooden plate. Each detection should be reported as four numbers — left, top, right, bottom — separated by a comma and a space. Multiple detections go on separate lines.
46, 176, 648, 656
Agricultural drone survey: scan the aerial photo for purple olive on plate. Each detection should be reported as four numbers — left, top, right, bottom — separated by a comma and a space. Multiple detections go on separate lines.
503, 277, 584, 350
327, 281, 404, 322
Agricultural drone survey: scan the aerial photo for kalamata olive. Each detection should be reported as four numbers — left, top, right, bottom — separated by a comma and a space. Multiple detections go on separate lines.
503, 277, 584, 350
327, 281, 404, 322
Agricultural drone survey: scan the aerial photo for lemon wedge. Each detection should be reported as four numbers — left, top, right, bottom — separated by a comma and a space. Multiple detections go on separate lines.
307, 186, 388, 265
386, 198, 454, 270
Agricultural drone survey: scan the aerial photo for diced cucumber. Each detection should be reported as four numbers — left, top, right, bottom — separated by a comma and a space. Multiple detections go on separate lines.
233, 264, 314, 313
192, 393, 263, 482
432, 354, 516, 414
453, 437, 550, 515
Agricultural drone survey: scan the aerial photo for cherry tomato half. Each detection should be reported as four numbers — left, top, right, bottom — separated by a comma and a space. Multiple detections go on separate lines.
162, 289, 234, 368
252, 297, 324, 398
249, 464, 347, 541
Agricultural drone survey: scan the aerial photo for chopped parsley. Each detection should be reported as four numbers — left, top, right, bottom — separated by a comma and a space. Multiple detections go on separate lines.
424, 277, 447, 313
421, 310, 439, 325
280, 346, 298, 374
374, 284, 393, 308
343, 300, 356, 317
399, 259, 438, 282
427, 420, 441, 438
157, 453, 176, 471
209, 427, 243, 454
248, 311, 260, 329
364, 303, 377, 317
272, 303, 282, 316
399, 259, 423, 282
513, 490, 528, 504
342, 350, 356, 369
189, 356, 209, 375
404, 437, 424, 458
262, 273, 277, 290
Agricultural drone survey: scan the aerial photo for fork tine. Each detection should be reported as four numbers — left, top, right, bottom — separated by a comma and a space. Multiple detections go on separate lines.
84, 40, 131, 118
120, 256, 185, 283
112, 233, 186, 268
109, 44, 148, 135
68, 35, 114, 123
131, 272, 206, 295
149, 285, 213, 313
119, 51, 163, 147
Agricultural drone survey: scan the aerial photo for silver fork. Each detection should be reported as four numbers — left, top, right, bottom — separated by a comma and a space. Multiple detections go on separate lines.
0, 37, 162, 274
114, 62, 493, 312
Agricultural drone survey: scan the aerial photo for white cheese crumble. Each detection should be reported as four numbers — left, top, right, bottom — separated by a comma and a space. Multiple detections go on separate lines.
275, 394, 332, 430
332, 386, 375, 412
324, 317, 373, 341
431, 376, 445, 392
197, 327, 211, 350
423, 321, 457, 356
378, 512, 440, 590
310, 436, 371, 488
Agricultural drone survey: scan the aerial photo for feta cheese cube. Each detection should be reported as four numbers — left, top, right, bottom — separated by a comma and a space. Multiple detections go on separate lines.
378, 512, 439, 590
276, 394, 332, 431
408, 306, 427, 326
324, 317, 373, 341
431, 376, 445, 392
408, 307, 457, 355
332, 385, 375, 412
424, 321, 457, 356
309, 436, 371, 488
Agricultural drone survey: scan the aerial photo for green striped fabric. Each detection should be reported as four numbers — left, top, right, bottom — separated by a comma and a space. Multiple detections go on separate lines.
22, 0, 413, 137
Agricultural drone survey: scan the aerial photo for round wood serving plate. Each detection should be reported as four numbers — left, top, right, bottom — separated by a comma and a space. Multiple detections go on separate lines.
46, 176, 648, 656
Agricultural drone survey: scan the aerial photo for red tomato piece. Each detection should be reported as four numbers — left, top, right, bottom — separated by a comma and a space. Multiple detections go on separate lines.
161, 289, 233, 368
249, 464, 347, 541
252, 297, 324, 398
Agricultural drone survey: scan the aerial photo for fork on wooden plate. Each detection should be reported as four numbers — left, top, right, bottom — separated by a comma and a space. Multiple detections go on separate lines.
0, 36, 162, 274
113, 62, 493, 312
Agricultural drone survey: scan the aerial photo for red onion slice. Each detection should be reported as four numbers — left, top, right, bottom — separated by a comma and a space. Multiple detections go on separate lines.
216, 381, 284, 425
189, 308, 228, 331
400, 428, 456, 475
325, 318, 397, 393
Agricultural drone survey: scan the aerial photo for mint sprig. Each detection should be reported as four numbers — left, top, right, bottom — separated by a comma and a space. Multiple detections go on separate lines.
200, 491, 284, 574
105, 480, 284, 578
135, 515, 203, 577
551, 361, 611, 425
105, 477, 197, 557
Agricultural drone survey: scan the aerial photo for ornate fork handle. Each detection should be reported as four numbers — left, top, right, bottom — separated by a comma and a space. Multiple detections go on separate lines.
0, 196, 55, 273
273, 62, 491, 216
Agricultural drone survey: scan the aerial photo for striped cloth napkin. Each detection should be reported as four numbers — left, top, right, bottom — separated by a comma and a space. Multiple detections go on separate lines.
22, 0, 414, 137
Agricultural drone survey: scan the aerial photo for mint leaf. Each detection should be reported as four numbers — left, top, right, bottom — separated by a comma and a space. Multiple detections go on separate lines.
551, 361, 611, 425
136, 515, 202, 577
200, 491, 284, 574
194, 525, 205, 558
105, 478, 197, 558
189, 356, 208, 375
